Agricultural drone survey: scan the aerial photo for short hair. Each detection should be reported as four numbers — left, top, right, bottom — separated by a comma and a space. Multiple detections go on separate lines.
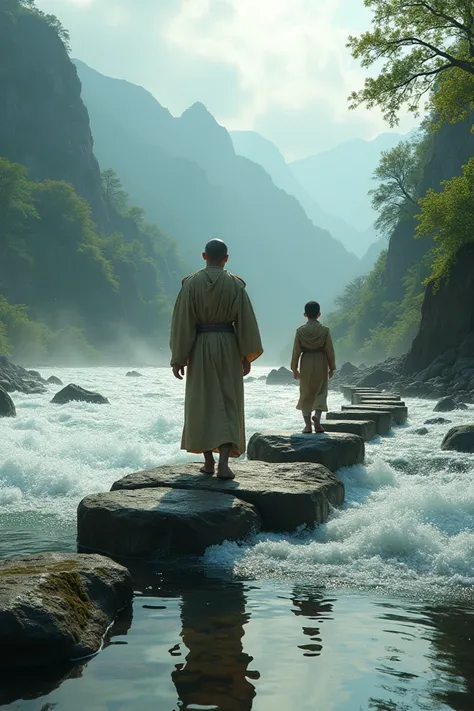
305, 301, 320, 318
204, 238, 228, 261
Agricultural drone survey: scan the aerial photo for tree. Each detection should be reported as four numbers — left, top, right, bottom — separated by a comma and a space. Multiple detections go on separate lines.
348, 1, 474, 126
370, 139, 421, 235
101, 169, 128, 215
416, 156, 474, 282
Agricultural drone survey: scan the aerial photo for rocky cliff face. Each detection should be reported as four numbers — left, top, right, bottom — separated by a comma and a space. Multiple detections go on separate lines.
0, 8, 105, 222
404, 242, 474, 375
385, 116, 474, 301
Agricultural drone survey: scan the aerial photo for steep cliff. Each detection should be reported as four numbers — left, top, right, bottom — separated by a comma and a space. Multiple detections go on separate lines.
385, 115, 474, 301
404, 242, 474, 374
0, 4, 105, 222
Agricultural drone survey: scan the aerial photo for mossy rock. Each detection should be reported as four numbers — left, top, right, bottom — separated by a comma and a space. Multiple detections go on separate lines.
0, 552, 133, 668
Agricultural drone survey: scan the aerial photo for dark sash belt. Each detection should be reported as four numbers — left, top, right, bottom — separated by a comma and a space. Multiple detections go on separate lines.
196, 323, 235, 334
302, 347, 325, 353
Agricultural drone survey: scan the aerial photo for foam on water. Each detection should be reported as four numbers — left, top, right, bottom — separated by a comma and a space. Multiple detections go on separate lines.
1, 366, 474, 596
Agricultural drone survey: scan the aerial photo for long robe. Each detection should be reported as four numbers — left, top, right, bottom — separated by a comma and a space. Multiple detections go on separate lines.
170, 266, 263, 457
290, 320, 336, 414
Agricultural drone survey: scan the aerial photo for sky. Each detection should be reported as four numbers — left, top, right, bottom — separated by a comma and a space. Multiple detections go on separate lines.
35, 0, 419, 160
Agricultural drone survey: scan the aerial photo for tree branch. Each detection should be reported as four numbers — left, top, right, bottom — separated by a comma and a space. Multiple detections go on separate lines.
401, 1, 474, 38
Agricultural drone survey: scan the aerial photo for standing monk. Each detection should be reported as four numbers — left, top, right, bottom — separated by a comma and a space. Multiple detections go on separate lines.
170, 239, 263, 479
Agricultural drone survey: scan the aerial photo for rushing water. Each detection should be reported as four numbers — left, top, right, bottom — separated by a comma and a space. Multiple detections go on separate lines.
1, 366, 474, 710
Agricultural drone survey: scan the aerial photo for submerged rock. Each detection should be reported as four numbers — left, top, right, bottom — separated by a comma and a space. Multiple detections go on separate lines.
247, 431, 364, 471
110, 461, 344, 536
51, 384, 109, 405
47, 375, 63, 386
125, 371, 142, 377
413, 427, 429, 435
0, 385, 16, 417
78, 488, 261, 558
434, 397, 468, 412
441, 425, 474, 453
0, 552, 132, 669
424, 417, 452, 425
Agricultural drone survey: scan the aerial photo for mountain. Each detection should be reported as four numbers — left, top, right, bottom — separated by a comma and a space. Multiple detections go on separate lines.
0, 3, 181, 364
290, 133, 408, 238
74, 60, 361, 355
230, 130, 370, 258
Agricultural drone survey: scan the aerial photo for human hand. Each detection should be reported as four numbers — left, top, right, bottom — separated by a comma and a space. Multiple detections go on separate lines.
293, 370, 300, 380
172, 364, 185, 380
328, 369, 334, 379
242, 358, 251, 377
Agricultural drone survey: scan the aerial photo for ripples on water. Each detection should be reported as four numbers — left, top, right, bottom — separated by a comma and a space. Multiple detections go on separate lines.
1, 367, 474, 710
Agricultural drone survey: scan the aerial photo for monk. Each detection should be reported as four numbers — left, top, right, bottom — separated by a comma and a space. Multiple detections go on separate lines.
291, 301, 336, 434
170, 239, 263, 479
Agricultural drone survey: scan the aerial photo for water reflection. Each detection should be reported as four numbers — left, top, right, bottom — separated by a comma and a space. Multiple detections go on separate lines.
290, 584, 334, 658
171, 578, 258, 711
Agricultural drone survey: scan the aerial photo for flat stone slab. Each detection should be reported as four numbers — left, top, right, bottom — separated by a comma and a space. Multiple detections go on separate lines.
322, 419, 377, 442
0, 553, 132, 669
342, 404, 408, 425
247, 431, 364, 471
78, 488, 261, 558
352, 393, 402, 405
111, 461, 344, 533
327, 410, 392, 435
343, 386, 381, 399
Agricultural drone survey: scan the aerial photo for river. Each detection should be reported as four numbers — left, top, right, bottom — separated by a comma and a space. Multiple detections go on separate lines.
1, 366, 473, 710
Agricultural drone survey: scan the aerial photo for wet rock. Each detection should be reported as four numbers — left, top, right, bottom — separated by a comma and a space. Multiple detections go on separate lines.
266, 366, 294, 385
78, 488, 261, 557
244, 376, 256, 383
247, 431, 364, 471
321, 419, 377, 442
47, 375, 63, 386
339, 362, 359, 378
327, 409, 392, 436
111, 461, 344, 534
125, 371, 142, 377
0, 357, 46, 394
0, 385, 16, 417
413, 427, 429, 435
434, 397, 467, 412
0, 552, 133, 669
51, 384, 109, 405
424, 417, 452, 425
342, 403, 408, 425
357, 369, 394, 388
441, 425, 474, 453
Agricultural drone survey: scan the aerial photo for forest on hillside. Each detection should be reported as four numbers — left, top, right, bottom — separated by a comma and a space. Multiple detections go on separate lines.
328, 0, 474, 365
0, 1, 181, 363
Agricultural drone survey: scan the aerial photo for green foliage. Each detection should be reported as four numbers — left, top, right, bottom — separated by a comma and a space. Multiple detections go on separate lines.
348, 1, 474, 126
101, 169, 128, 216
2, 1, 70, 50
416, 157, 474, 283
370, 137, 423, 236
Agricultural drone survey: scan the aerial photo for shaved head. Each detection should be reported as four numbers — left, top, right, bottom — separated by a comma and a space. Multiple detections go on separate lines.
204, 238, 228, 263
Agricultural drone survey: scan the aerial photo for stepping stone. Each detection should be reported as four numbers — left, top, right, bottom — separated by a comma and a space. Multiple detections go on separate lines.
78, 488, 261, 558
352, 393, 401, 405
326, 410, 392, 435
342, 386, 381, 400
322, 419, 377, 442
247, 431, 364, 471
342, 404, 408, 425
111, 461, 344, 534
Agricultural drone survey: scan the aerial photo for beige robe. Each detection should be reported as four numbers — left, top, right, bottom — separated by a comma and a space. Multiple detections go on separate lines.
170, 266, 263, 457
290, 320, 336, 414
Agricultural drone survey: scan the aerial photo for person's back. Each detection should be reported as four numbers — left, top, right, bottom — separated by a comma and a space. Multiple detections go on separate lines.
291, 301, 336, 433
170, 239, 263, 478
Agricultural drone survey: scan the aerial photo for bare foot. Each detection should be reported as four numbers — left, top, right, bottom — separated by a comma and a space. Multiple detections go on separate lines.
302, 426, 312, 434
200, 454, 215, 475
217, 464, 235, 480
200, 465, 215, 475
312, 416, 325, 434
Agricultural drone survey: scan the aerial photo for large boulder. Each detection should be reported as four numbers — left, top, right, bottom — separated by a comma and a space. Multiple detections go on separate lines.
78, 488, 261, 558
111, 461, 344, 534
247, 431, 364, 471
339, 362, 359, 378
0, 553, 132, 669
357, 369, 394, 388
0, 356, 47, 394
434, 397, 468, 412
0, 385, 16, 417
266, 367, 294, 385
441, 425, 474, 453
47, 375, 63, 386
51, 384, 109, 405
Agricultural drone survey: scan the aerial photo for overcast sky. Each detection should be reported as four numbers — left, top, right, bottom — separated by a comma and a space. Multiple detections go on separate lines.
36, 0, 418, 159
